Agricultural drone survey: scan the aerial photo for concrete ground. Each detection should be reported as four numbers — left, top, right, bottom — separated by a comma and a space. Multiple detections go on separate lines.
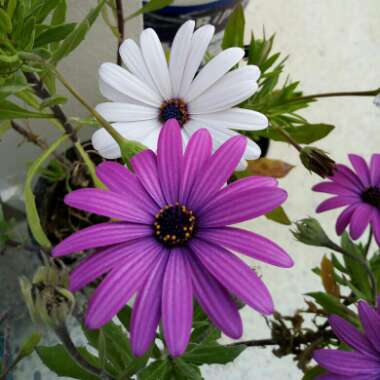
1, 1, 379, 379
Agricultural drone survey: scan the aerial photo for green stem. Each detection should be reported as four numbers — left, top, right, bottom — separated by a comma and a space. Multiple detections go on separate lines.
294, 88, 380, 102
271, 123, 302, 152
364, 227, 373, 258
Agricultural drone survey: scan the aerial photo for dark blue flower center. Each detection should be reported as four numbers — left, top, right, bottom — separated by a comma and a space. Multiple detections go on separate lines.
361, 187, 380, 209
159, 99, 189, 126
154, 203, 196, 247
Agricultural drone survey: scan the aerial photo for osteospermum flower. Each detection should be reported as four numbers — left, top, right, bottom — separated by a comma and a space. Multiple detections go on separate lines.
313, 154, 380, 245
314, 299, 380, 379
92, 20, 268, 170
53, 119, 292, 357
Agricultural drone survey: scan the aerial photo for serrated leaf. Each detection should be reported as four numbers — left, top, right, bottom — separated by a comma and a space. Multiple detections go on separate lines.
125, 0, 174, 21
138, 359, 172, 380
35, 22, 76, 47
265, 206, 291, 225
0, 99, 54, 120
36, 345, 100, 380
0, 8, 12, 33
25, 134, 68, 248
321, 256, 340, 298
183, 344, 245, 365
222, 4, 245, 49
246, 158, 294, 178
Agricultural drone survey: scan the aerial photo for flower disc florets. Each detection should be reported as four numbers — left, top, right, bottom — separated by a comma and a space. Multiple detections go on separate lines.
361, 187, 380, 209
159, 99, 189, 126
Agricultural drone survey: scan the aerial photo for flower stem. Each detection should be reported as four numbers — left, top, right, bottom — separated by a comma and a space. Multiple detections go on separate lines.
271, 123, 302, 152
115, 0, 125, 66
364, 227, 373, 258
293, 88, 380, 102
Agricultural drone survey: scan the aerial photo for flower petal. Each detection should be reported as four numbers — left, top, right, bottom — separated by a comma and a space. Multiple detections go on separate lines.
192, 107, 268, 131
317, 374, 374, 380
64, 188, 153, 224
85, 240, 161, 329
314, 349, 380, 376
95, 102, 158, 122
169, 20, 195, 97
186, 48, 245, 102
119, 38, 158, 92
190, 239, 274, 315
69, 238, 157, 292
178, 24, 214, 97
99, 63, 162, 107
99, 76, 136, 103
131, 251, 169, 356
349, 204, 373, 240
370, 154, 380, 186
189, 66, 259, 114
186, 135, 246, 210
332, 164, 364, 192
199, 186, 287, 227
313, 182, 359, 196
187, 252, 242, 338
198, 226, 293, 268
131, 149, 166, 206
140, 28, 172, 100
52, 222, 152, 257
316, 195, 359, 213
336, 204, 358, 235
157, 119, 183, 204
371, 211, 380, 246
179, 128, 212, 204
162, 248, 193, 357
358, 300, 380, 354
349, 154, 371, 187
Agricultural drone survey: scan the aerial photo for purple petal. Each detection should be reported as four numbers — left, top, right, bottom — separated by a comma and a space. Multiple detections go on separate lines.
336, 205, 357, 235
52, 222, 152, 256
189, 238, 274, 315
349, 154, 371, 187
197, 227, 293, 268
313, 182, 359, 196
332, 164, 364, 192
314, 349, 380, 376
96, 161, 159, 211
358, 300, 380, 354
70, 238, 157, 292
157, 120, 183, 204
371, 211, 380, 246
186, 135, 247, 210
349, 204, 373, 240
131, 251, 169, 356
131, 150, 166, 206
162, 248, 193, 357
317, 372, 376, 380
64, 189, 153, 224
199, 187, 287, 227
187, 252, 242, 339
370, 154, 380, 187
329, 315, 378, 358
179, 128, 212, 204
85, 241, 162, 329
316, 195, 359, 213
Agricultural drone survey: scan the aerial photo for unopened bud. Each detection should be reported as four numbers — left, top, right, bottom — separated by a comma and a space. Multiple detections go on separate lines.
292, 218, 331, 247
20, 262, 75, 328
300, 147, 336, 178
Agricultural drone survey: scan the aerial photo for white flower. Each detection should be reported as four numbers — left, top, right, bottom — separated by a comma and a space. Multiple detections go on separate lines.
93, 20, 268, 170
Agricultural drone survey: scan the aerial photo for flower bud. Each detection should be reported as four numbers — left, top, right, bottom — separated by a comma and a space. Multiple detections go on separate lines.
291, 218, 331, 247
20, 262, 75, 328
299, 147, 336, 178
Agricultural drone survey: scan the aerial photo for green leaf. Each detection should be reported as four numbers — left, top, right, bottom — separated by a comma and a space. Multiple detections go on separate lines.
222, 4, 245, 49
0, 99, 54, 120
138, 359, 172, 380
265, 206, 291, 225
125, 0, 174, 21
6, 0, 18, 19
24, 134, 68, 248
302, 366, 325, 380
19, 332, 42, 358
172, 358, 203, 380
0, 83, 30, 99
27, 0, 61, 23
36, 345, 100, 380
39, 95, 67, 109
17, 15, 36, 50
0, 120, 11, 139
117, 304, 133, 331
51, 0, 67, 25
0, 8, 12, 33
35, 23, 76, 47
183, 344, 246, 365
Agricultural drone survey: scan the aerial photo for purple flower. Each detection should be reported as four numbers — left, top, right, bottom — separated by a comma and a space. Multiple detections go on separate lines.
52, 119, 292, 357
314, 299, 380, 379
313, 154, 380, 245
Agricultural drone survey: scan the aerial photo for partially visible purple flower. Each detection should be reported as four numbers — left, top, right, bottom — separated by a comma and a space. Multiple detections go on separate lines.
52, 119, 292, 357
313, 154, 380, 245
314, 299, 380, 380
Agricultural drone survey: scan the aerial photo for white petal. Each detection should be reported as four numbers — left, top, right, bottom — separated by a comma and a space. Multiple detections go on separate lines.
169, 21, 195, 97
192, 107, 268, 131
189, 66, 259, 114
140, 125, 161, 151
178, 24, 214, 98
119, 39, 158, 92
185, 47, 244, 102
99, 77, 137, 103
92, 120, 160, 159
99, 63, 162, 107
95, 102, 158, 122
140, 28, 172, 100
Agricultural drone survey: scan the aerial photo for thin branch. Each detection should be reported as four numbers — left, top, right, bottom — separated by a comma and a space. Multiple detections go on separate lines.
293, 88, 380, 102
364, 227, 373, 258
271, 123, 302, 151
115, 0, 125, 66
